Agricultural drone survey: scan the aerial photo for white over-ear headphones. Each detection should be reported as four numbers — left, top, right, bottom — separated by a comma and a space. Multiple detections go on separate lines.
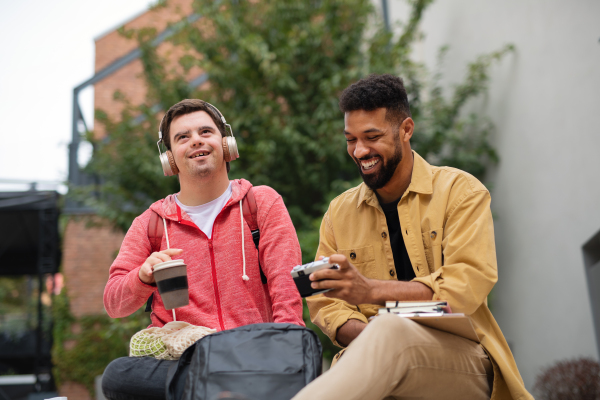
156, 101, 239, 176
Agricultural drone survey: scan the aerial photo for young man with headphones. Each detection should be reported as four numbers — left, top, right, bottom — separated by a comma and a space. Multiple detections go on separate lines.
101, 99, 304, 400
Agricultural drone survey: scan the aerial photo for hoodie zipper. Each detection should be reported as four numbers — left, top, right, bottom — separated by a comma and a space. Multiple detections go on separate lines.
208, 240, 225, 331
175, 201, 236, 332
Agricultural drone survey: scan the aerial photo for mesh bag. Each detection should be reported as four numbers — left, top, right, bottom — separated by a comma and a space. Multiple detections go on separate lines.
130, 321, 216, 360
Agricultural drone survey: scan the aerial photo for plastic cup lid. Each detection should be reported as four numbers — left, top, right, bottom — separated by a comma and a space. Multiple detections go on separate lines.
153, 259, 186, 272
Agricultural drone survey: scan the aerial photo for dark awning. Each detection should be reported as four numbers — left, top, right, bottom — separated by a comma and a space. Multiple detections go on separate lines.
0, 191, 61, 275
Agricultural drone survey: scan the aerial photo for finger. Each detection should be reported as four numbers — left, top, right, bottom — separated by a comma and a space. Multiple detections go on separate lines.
328, 254, 349, 269
311, 279, 344, 291
153, 252, 174, 262
310, 268, 343, 281
317, 255, 325, 260
141, 263, 153, 274
161, 248, 183, 256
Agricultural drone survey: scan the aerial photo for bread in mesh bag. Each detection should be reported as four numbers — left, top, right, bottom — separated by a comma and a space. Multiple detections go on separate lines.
130, 321, 216, 360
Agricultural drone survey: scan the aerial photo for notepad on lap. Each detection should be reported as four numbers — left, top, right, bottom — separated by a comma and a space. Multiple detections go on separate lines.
378, 301, 479, 343
380, 300, 448, 314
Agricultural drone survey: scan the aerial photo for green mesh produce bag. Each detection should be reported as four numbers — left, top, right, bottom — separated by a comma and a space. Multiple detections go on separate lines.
130, 321, 215, 360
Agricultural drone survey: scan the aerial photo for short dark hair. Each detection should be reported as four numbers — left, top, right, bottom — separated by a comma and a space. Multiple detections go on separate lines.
339, 74, 411, 127
160, 99, 230, 173
160, 99, 226, 150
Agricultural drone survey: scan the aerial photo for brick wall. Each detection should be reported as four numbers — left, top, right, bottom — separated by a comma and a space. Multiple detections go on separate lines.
93, 0, 201, 138
59, 381, 92, 400
62, 215, 125, 318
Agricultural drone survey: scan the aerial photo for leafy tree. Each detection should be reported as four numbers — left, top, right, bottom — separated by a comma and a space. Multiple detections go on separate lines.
74, 0, 512, 360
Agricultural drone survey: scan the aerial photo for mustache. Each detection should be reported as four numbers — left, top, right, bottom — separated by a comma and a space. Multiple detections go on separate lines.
354, 154, 380, 161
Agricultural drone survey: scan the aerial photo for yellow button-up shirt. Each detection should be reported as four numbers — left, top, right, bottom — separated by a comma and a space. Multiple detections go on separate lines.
307, 151, 532, 400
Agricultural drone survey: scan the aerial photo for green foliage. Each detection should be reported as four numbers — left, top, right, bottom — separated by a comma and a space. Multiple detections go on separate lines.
52, 291, 150, 395
0, 277, 41, 337
80, 0, 510, 246
0, 277, 32, 315
71, 0, 513, 372
411, 44, 513, 178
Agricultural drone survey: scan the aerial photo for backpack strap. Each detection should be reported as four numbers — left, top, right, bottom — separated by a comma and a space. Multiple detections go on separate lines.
145, 210, 163, 312
242, 188, 267, 284
148, 210, 164, 253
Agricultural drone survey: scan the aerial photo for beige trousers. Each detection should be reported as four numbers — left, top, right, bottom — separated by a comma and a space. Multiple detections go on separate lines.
293, 314, 493, 400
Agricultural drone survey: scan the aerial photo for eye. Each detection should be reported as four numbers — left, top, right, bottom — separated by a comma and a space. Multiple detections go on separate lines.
345, 137, 356, 143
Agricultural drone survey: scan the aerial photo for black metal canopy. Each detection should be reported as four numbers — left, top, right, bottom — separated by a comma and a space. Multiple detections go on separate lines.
0, 191, 61, 276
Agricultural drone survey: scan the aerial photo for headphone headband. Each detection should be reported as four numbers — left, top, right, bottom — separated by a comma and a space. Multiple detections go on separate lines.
158, 100, 230, 141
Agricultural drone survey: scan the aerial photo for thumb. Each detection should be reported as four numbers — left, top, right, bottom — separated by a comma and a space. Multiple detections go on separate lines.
328, 254, 348, 269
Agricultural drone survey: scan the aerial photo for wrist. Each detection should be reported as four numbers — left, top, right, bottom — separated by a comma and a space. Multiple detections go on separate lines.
366, 278, 385, 306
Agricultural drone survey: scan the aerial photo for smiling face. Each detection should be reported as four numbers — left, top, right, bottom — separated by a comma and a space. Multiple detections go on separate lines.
169, 110, 226, 179
344, 108, 404, 190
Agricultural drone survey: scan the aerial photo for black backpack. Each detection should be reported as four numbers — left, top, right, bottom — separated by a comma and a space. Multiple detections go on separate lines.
165, 323, 322, 400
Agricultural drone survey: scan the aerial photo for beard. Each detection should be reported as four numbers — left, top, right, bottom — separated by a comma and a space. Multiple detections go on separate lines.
355, 135, 402, 190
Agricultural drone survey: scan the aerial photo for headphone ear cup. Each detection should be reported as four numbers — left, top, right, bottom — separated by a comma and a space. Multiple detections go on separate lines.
222, 136, 239, 162
223, 137, 231, 162
166, 150, 179, 175
159, 151, 174, 176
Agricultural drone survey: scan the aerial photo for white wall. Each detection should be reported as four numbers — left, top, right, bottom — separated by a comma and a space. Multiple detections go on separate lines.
388, 0, 600, 390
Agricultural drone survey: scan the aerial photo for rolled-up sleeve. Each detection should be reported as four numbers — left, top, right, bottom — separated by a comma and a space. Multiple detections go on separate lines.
306, 210, 369, 347
412, 189, 498, 315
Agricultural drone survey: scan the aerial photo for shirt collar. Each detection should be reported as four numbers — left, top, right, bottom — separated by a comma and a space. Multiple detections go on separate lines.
356, 150, 433, 208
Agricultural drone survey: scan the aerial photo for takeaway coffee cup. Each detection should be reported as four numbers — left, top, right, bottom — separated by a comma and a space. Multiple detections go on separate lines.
153, 259, 189, 310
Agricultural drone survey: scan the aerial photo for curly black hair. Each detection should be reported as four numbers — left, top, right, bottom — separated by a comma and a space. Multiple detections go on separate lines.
339, 74, 411, 127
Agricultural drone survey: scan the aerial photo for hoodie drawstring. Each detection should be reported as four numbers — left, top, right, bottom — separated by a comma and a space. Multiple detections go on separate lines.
162, 216, 177, 322
240, 200, 249, 281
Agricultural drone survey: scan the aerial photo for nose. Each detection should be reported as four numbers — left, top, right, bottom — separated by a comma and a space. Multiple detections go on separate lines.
190, 131, 203, 147
353, 139, 370, 159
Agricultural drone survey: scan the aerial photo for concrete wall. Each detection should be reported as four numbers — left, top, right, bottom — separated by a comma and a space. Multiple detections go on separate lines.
388, 0, 600, 389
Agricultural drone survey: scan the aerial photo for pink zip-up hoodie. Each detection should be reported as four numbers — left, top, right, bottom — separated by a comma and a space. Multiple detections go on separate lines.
104, 179, 304, 331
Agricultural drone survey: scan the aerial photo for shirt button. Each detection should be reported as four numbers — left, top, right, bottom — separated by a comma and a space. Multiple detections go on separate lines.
389, 270, 395, 277
430, 231, 437, 239
382, 232, 387, 239
350, 252, 356, 260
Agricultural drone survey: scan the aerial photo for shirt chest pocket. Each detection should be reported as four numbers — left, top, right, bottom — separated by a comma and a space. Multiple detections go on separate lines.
421, 228, 443, 272
338, 245, 376, 278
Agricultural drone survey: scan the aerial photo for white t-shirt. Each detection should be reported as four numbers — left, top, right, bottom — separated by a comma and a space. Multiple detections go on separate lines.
175, 183, 233, 239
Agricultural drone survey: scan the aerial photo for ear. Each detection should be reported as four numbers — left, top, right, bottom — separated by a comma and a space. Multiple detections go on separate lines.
400, 118, 414, 142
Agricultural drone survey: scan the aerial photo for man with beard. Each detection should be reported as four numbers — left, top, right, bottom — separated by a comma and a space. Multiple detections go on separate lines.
292, 74, 531, 400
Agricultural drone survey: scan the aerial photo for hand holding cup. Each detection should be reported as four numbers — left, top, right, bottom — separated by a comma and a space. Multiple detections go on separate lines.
139, 248, 183, 284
